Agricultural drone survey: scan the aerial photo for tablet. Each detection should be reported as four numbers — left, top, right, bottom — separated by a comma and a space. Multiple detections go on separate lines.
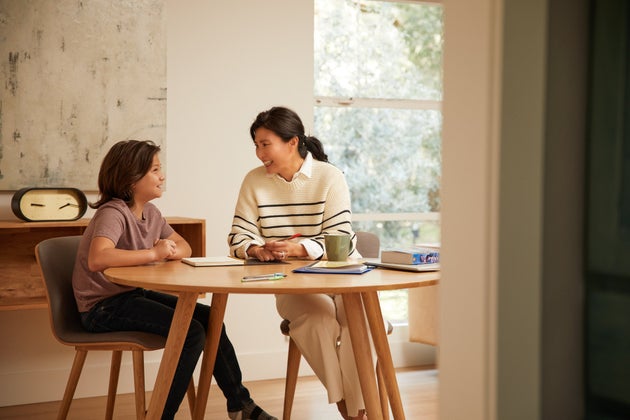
363, 258, 440, 272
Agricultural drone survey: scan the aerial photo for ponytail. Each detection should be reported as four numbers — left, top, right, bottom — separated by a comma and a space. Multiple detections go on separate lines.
299, 135, 328, 162
250, 106, 329, 163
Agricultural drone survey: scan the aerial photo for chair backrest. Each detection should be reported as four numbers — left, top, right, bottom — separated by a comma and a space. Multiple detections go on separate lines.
36, 235, 168, 349
35, 235, 84, 344
356, 231, 380, 258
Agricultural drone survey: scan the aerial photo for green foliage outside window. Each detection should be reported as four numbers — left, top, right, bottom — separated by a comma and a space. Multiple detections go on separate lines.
314, 0, 443, 99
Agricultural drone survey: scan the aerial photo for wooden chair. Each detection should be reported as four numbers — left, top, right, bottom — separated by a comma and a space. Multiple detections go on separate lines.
280, 231, 393, 419
35, 236, 195, 420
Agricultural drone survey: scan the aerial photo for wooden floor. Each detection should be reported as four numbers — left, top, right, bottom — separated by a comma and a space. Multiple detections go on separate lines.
0, 366, 437, 420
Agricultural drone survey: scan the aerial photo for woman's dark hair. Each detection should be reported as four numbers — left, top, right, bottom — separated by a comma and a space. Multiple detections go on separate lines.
250, 106, 328, 162
90, 140, 161, 208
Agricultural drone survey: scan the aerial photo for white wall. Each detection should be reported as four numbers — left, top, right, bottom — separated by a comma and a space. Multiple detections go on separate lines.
440, 0, 586, 419
0, 0, 434, 406
439, 1, 502, 418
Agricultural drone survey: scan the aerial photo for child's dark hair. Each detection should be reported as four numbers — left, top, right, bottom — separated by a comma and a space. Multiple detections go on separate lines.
91, 140, 161, 208
250, 106, 329, 162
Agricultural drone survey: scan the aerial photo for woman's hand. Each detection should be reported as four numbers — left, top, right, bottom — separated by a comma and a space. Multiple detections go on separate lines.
249, 245, 276, 261
249, 240, 307, 261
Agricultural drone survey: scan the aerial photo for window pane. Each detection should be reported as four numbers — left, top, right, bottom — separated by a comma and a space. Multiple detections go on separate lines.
379, 289, 409, 323
314, 0, 443, 100
355, 218, 440, 324
314, 0, 444, 324
315, 106, 442, 214
353, 219, 440, 250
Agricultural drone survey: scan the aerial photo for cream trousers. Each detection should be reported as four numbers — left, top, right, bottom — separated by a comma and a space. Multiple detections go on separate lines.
276, 293, 370, 417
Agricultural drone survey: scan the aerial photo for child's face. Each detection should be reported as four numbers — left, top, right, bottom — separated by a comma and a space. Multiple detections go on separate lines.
133, 154, 164, 203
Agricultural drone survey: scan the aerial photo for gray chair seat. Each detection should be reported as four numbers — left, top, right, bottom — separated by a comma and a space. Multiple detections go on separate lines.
36, 235, 194, 419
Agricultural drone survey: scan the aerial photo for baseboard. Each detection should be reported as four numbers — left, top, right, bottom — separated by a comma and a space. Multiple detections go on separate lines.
0, 332, 436, 406
235, 338, 436, 382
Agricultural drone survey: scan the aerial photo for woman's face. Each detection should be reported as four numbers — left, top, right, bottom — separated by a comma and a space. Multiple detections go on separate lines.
132, 154, 165, 203
253, 127, 299, 178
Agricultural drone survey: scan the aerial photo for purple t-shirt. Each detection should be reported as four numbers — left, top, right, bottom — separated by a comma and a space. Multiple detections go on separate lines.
72, 198, 174, 312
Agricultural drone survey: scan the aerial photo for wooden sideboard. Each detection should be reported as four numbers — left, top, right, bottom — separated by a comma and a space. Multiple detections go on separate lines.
0, 217, 206, 311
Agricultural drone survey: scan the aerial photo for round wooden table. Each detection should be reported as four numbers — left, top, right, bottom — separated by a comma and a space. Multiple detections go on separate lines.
105, 259, 439, 420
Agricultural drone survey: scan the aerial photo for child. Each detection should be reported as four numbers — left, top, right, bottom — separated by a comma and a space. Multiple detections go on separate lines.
73, 139, 276, 420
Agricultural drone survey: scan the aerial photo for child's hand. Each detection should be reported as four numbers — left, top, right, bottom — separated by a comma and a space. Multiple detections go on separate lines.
153, 239, 177, 260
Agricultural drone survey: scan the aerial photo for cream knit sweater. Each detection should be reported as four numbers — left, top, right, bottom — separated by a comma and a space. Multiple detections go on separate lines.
228, 159, 358, 259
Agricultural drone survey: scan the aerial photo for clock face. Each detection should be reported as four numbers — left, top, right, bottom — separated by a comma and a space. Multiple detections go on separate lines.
12, 188, 88, 221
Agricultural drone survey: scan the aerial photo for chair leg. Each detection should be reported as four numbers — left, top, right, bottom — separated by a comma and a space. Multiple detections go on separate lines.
106, 350, 123, 420
57, 349, 88, 420
132, 350, 146, 420
376, 361, 389, 420
186, 378, 196, 415
283, 337, 301, 420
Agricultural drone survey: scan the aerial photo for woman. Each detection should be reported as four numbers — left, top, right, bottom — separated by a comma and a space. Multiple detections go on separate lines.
228, 107, 367, 420
72, 140, 276, 420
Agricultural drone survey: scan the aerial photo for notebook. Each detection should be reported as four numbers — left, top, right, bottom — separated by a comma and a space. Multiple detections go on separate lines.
181, 256, 244, 267
363, 258, 440, 272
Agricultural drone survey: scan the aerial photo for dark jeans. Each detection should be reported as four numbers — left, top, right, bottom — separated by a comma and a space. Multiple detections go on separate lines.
81, 288, 252, 419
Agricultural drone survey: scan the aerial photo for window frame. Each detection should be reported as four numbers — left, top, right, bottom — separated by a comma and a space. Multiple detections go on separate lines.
313, 0, 443, 324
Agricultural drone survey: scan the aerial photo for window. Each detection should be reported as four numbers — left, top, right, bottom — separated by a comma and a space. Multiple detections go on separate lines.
314, 0, 443, 322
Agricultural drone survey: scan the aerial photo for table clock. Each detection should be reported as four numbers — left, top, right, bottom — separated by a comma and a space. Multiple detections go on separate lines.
11, 187, 88, 222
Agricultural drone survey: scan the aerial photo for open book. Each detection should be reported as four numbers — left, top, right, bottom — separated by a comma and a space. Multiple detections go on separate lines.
292, 261, 374, 274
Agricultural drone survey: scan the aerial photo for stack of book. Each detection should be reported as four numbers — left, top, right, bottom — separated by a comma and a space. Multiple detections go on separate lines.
380, 246, 440, 265
362, 245, 440, 272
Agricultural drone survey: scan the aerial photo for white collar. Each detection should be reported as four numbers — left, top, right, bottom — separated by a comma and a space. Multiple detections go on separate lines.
296, 152, 313, 179
268, 151, 313, 181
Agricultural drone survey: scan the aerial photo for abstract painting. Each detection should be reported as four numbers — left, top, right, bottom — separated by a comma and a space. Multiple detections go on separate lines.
0, 0, 166, 191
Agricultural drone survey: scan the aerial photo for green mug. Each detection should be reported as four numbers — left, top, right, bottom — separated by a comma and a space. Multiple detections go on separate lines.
324, 233, 351, 261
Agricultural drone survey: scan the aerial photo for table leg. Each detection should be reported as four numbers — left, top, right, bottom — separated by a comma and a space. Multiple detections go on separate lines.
146, 291, 198, 420
342, 293, 384, 419
192, 292, 229, 420
362, 291, 405, 420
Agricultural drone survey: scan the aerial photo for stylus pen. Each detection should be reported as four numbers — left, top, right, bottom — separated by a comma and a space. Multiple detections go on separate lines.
241, 273, 287, 282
